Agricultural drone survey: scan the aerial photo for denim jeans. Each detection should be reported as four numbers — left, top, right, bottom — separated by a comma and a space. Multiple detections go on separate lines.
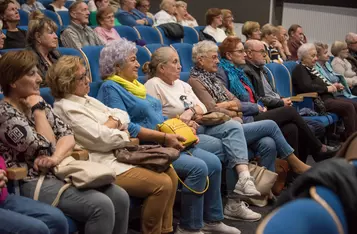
0, 194, 68, 234
172, 147, 223, 230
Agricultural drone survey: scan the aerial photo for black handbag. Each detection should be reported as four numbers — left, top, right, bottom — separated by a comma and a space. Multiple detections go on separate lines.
313, 96, 327, 116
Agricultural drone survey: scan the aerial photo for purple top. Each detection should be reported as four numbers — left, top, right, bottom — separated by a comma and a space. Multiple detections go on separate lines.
0, 156, 8, 203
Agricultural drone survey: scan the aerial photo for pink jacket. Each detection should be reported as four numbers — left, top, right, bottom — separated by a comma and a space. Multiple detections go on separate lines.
0, 156, 8, 203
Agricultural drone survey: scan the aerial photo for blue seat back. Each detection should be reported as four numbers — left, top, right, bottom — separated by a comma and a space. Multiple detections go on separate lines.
57, 47, 83, 57
145, 43, 165, 55
39, 0, 52, 8
41, 87, 55, 106
88, 81, 103, 97
265, 63, 293, 98
18, 9, 29, 26
183, 26, 199, 44
57, 11, 70, 26
114, 25, 140, 42
136, 45, 151, 76
171, 43, 193, 72
65, 1, 75, 8
137, 75, 147, 84
180, 72, 190, 82
194, 26, 205, 33
134, 26, 163, 44
156, 26, 182, 45
80, 46, 104, 82
43, 10, 62, 35
283, 61, 298, 76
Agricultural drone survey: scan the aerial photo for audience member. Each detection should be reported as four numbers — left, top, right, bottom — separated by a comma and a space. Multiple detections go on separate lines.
94, 6, 121, 43
275, 25, 291, 61
154, 0, 176, 26
117, 0, 153, 27
0, 20, 5, 52
87, 0, 97, 11
47, 55, 175, 234
220, 9, 235, 36
175, 1, 197, 27
89, 0, 120, 26
46, 0, 68, 12
203, 8, 227, 43
315, 42, 357, 98
27, 16, 61, 86
21, 0, 45, 13
241, 21, 261, 41
217, 37, 337, 162
0, 50, 130, 234
292, 43, 357, 139
261, 24, 283, 63
136, 0, 155, 23
96, 39, 240, 234
345, 32, 357, 73
287, 24, 306, 61
61, 1, 103, 49
331, 40, 357, 93
0, 0, 26, 49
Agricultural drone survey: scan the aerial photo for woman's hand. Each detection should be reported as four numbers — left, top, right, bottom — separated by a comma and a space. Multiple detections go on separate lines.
34, 155, 59, 172
333, 83, 344, 91
164, 134, 186, 151
0, 169, 8, 189
104, 116, 120, 129
327, 85, 337, 93
179, 109, 195, 123
282, 97, 292, 106
20, 95, 43, 110
187, 120, 199, 135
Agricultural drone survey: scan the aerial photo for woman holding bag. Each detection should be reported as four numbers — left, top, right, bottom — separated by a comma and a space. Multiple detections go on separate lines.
0, 50, 130, 234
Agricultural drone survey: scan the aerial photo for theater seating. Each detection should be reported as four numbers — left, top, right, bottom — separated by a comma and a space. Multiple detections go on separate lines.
171, 43, 193, 72
18, 9, 29, 26
80, 45, 104, 82
57, 11, 70, 27
183, 26, 199, 44
114, 25, 140, 42
145, 43, 165, 54
134, 26, 163, 44
136, 45, 151, 76
156, 26, 183, 45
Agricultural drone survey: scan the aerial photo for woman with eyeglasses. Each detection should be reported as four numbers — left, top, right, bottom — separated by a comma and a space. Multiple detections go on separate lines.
93, 6, 121, 44
220, 9, 235, 36
175, 1, 198, 27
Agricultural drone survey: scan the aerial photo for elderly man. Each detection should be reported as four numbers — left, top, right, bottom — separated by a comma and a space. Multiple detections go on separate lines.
287, 24, 306, 61
345, 32, 357, 73
61, 1, 103, 49
154, 0, 176, 26
117, 0, 153, 26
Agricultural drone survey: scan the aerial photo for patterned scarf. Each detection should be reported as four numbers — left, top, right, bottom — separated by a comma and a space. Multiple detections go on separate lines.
106, 75, 147, 99
302, 63, 332, 85
190, 66, 229, 102
219, 58, 255, 102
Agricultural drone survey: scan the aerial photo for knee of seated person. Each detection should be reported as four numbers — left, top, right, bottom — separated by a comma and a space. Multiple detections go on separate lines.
158, 173, 174, 195
224, 119, 243, 131
261, 119, 279, 128
258, 137, 277, 152
89, 192, 116, 218
22, 219, 51, 234
189, 158, 209, 178
42, 206, 69, 232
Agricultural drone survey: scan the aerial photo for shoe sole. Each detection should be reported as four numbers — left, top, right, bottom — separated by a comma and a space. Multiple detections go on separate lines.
224, 214, 261, 222
233, 189, 261, 197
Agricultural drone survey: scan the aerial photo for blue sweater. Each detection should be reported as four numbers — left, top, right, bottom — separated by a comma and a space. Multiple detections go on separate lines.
117, 8, 153, 27
97, 80, 167, 137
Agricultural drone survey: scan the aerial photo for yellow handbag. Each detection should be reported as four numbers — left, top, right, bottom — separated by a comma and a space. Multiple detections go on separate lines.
157, 118, 198, 147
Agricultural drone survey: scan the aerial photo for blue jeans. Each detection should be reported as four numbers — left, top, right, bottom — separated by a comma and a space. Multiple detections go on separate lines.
172, 147, 223, 230
0, 194, 68, 234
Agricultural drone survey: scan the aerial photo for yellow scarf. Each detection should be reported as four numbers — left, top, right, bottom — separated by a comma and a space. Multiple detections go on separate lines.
107, 75, 146, 99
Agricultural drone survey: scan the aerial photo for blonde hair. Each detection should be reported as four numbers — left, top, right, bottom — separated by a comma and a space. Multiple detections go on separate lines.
46, 56, 85, 99
242, 21, 260, 39
142, 46, 175, 78
175, 1, 187, 8
160, 0, 174, 11
331, 41, 348, 57
27, 16, 58, 48
261, 23, 278, 38
314, 42, 328, 57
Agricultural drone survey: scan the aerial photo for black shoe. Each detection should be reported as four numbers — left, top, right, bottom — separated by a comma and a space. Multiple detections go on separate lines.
313, 144, 341, 162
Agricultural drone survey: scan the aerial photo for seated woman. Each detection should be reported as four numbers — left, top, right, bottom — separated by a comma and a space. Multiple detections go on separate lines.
220, 9, 235, 36
47, 55, 177, 234
292, 43, 357, 139
136, 0, 155, 24
97, 39, 240, 234
27, 15, 61, 86
46, 0, 68, 12
202, 8, 227, 43
261, 24, 283, 63
217, 37, 338, 163
175, 1, 198, 27
154, 0, 177, 26
21, 0, 45, 13
89, 0, 120, 26
0, 0, 26, 49
94, 6, 121, 44
275, 25, 291, 61
0, 156, 68, 234
314, 42, 357, 100
117, 0, 153, 27
331, 40, 357, 95
241, 21, 261, 41
0, 50, 130, 234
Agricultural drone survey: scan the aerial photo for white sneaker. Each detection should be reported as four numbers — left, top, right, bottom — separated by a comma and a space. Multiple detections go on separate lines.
224, 199, 262, 222
202, 222, 241, 234
234, 176, 261, 196
175, 226, 204, 234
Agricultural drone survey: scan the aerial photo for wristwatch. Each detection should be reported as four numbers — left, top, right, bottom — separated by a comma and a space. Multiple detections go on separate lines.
31, 101, 46, 113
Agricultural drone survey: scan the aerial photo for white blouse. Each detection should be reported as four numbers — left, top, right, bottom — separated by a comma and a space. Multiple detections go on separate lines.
203, 25, 227, 43
154, 10, 177, 26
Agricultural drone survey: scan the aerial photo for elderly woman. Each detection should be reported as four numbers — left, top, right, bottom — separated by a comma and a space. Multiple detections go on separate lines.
287, 24, 306, 61
89, 0, 120, 26
331, 41, 357, 94
292, 43, 357, 139
261, 24, 283, 63
96, 39, 240, 234
0, 0, 26, 49
47, 55, 176, 234
314, 42, 357, 99
27, 16, 61, 86
241, 21, 261, 41
21, 0, 45, 13
202, 8, 227, 43
117, 0, 153, 27
93, 7, 121, 43
175, 1, 198, 27
274, 25, 291, 61
220, 9, 235, 36
0, 50, 130, 234
154, 0, 176, 26
46, 0, 68, 12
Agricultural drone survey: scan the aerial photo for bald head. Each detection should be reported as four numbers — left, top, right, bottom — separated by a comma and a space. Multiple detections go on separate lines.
346, 32, 357, 52
244, 39, 266, 66
244, 39, 263, 50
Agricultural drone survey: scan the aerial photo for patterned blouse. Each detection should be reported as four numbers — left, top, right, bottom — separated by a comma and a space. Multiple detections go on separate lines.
0, 100, 73, 180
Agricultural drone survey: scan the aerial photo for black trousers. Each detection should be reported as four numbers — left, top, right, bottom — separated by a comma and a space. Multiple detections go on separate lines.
253, 106, 322, 162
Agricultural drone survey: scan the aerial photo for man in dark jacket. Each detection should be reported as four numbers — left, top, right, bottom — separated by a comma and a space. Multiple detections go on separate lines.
345, 32, 357, 73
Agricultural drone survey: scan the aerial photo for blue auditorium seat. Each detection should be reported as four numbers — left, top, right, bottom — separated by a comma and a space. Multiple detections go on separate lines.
88, 81, 103, 97
180, 72, 190, 82
136, 45, 151, 76
57, 11, 70, 27
134, 26, 163, 45
145, 43, 165, 54
18, 9, 29, 26
57, 47, 83, 57
114, 25, 140, 42
80, 46, 104, 82
183, 26, 199, 44
137, 75, 147, 84
41, 87, 55, 106
171, 43, 193, 72
65, 1, 75, 8
43, 10, 62, 34
194, 26, 205, 33
39, 0, 52, 8
156, 26, 182, 45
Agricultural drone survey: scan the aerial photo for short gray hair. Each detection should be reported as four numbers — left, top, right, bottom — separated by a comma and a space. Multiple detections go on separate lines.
99, 38, 137, 79
331, 41, 347, 57
160, 0, 174, 11
345, 32, 357, 45
297, 43, 315, 60
192, 40, 218, 64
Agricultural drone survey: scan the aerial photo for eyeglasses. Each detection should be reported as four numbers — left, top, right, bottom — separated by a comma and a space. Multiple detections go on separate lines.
350, 41, 357, 45
77, 71, 88, 82
202, 55, 219, 61
248, 49, 267, 55
230, 49, 245, 54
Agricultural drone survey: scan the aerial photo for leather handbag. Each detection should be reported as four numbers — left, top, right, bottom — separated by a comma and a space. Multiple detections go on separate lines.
194, 112, 231, 126
157, 118, 198, 147
248, 162, 278, 196
114, 144, 180, 173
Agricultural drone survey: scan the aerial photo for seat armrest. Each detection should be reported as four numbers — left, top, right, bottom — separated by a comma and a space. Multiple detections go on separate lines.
290, 96, 304, 102
71, 150, 89, 161
7, 167, 28, 180
297, 92, 318, 98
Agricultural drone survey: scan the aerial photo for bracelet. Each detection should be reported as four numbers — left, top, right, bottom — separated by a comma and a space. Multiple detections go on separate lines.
190, 107, 196, 117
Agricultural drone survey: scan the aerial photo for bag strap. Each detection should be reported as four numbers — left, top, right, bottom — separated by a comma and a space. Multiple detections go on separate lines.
170, 150, 209, 195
